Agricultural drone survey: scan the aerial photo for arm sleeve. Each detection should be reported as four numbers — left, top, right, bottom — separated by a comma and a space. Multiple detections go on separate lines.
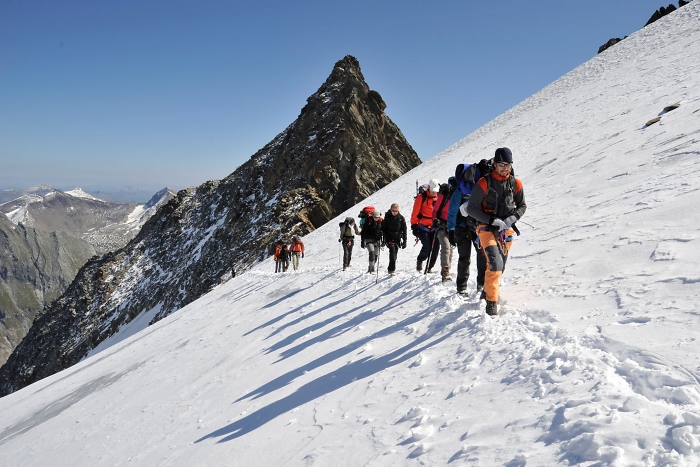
410, 196, 422, 225
431, 194, 443, 220
465, 182, 492, 225
514, 179, 527, 220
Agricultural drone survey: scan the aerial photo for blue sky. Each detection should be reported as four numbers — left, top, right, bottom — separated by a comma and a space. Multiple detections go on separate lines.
0, 0, 671, 199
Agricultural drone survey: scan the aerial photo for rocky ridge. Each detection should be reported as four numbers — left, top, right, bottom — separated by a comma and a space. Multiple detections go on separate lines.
0, 55, 421, 396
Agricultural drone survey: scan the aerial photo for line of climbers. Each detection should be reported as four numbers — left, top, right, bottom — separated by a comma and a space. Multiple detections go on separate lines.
339, 202, 408, 275
269, 146, 526, 317
273, 236, 305, 272
409, 146, 526, 315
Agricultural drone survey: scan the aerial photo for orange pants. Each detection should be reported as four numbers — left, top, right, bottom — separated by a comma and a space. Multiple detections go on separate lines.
478, 226, 515, 302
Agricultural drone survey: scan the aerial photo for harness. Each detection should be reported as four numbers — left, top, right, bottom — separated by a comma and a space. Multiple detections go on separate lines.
482, 173, 517, 222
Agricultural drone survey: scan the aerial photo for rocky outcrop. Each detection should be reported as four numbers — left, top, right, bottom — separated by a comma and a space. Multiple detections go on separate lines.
598, 38, 624, 54
0, 213, 96, 365
598, 1, 692, 54
645, 4, 677, 26
0, 55, 421, 396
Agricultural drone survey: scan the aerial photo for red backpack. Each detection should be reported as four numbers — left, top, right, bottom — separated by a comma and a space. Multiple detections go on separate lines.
357, 206, 375, 228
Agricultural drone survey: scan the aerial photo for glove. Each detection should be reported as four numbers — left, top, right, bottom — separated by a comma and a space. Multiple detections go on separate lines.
401, 240, 406, 249
503, 215, 518, 229
361, 240, 366, 249
301, 253, 304, 258
411, 224, 420, 237
338, 238, 342, 242
448, 230, 456, 246
492, 218, 507, 232
432, 219, 438, 229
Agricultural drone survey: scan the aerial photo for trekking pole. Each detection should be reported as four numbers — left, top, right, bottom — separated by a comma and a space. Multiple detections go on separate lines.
338, 240, 342, 270
516, 220, 536, 229
376, 245, 381, 284
424, 229, 437, 275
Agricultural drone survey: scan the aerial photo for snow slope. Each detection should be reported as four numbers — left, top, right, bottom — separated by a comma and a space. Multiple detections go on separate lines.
1, 4, 700, 466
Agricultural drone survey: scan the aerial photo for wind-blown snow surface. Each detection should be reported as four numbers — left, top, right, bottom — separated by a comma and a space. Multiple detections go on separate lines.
2, 6, 700, 466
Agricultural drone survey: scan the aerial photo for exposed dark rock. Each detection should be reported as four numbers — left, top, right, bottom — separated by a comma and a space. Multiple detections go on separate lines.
645, 4, 677, 26
0, 55, 421, 396
598, 38, 624, 54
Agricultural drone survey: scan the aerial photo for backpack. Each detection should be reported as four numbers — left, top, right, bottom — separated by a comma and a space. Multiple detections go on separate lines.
435, 183, 453, 220
357, 206, 375, 228
460, 160, 516, 227
454, 160, 496, 229
414, 181, 430, 200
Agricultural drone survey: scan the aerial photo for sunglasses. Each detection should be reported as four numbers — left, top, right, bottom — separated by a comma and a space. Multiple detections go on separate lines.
496, 162, 512, 168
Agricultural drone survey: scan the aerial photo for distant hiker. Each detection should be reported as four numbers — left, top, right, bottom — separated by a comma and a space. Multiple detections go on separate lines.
463, 147, 527, 316
339, 217, 361, 270
381, 203, 407, 274
360, 209, 383, 273
432, 180, 455, 281
274, 242, 283, 273
410, 179, 440, 273
448, 162, 488, 296
280, 244, 290, 272
289, 236, 305, 271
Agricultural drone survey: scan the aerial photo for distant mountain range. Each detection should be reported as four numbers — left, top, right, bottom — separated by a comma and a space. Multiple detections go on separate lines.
0, 186, 176, 367
0, 186, 176, 254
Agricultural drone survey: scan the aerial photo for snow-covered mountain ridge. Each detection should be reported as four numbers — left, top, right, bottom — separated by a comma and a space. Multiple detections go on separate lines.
0, 4, 699, 466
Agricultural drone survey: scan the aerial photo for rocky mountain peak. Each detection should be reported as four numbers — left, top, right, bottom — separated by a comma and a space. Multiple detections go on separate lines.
0, 56, 421, 396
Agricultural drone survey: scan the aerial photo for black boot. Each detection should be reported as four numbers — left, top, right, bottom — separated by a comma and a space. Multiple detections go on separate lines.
485, 301, 498, 316
416, 259, 423, 272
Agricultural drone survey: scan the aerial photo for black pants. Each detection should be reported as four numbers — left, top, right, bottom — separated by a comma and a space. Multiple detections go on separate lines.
342, 237, 354, 267
417, 228, 439, 270
455, 226, 486, 292
386, 241, 399, 272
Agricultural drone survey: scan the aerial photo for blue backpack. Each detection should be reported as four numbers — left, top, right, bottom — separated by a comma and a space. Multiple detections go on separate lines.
450, 160, 492, 230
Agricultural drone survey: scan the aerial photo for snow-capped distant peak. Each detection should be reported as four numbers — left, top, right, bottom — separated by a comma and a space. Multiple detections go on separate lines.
65, 187, 104, 202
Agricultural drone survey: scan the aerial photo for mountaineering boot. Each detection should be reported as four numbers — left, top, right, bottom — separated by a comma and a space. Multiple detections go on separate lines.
368, 265, 375, 274
457, 289, 469, 298
485, 301, 498, 316
441, 267, 451, 281
479, 289, 486, 300
416, 259, 423, 272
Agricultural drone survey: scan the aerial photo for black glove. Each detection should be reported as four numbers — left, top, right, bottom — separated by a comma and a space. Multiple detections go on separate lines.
432, 219, 439, 229
361, 240, 366, 249
301, 253, 304, 258
448, 230, 456, 246
411, 224, 420, 237
338, 238, 342, 242
401, 240, 406, 249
